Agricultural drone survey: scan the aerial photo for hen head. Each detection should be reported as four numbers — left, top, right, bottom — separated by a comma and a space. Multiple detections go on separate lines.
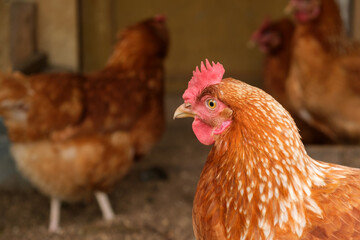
174, 60, 300, 147
121, 15, 169, 57
107, 15, 169, 68
251, 18, 283, 54
286, 0, 321, 23
173, 60, 233, 145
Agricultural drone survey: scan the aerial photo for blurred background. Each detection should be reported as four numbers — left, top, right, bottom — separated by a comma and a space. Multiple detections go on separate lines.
0, 0, 360, 239
0, 0, 358, 91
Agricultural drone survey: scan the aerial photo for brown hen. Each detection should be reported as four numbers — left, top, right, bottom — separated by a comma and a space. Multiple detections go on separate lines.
174, 60, 360, 239
251, 17, 331, 144
0, 15, 169, 232
286, 0, 360, 143
251, 17, 295, 109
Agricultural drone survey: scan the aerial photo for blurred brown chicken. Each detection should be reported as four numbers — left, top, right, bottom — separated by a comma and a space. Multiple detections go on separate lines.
251, 18, 294, 109
286, 0, 360, 143
251, 17, 331, 144
0, 15, 169, 232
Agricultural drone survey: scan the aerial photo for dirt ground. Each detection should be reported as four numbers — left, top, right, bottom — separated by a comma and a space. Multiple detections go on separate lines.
0, 94, 360, 240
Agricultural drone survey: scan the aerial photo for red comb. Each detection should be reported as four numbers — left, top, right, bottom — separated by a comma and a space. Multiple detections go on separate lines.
155, 14, 166, 22
183, 59, 225, 103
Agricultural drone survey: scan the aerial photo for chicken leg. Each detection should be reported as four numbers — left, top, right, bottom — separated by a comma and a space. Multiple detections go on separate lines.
49, 197, 61, 232
95, 191, 115, 221
48, 193, 114, 232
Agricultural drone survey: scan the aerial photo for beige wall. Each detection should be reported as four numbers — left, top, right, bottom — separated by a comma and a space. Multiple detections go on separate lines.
0, 0, 79, 71
81, 0, 289, 91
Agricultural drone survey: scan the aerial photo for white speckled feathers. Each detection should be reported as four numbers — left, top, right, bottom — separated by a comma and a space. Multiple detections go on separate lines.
191, 78, 360, 240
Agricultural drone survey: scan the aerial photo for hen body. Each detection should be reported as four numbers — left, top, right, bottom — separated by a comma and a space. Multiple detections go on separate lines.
0, 16, 169, 231
175, 61, 360, 239
286, 0, 360, 143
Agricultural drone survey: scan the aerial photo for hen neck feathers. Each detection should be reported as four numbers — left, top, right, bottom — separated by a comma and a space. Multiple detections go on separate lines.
204, 81, 329, 238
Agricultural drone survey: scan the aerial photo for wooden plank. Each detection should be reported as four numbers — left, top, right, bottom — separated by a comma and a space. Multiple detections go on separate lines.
0, 1, 11, 71
80, 0, 113, 72
336, 0, 352, 34
9, 1, 37, 69
353, 0, 360, 40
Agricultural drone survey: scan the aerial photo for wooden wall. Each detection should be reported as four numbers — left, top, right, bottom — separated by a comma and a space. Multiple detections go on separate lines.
0, 0, 79, 72
353, 0, 360, 40
0, 1, 11, 71
1, 0, 360, 91
36, 0, 79, 70
80, 0, 289, 90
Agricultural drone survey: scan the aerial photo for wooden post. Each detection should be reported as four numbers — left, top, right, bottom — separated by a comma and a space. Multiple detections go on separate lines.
10, 1, 37, 69
80, 0, 114, 72
353, 0, 360, 40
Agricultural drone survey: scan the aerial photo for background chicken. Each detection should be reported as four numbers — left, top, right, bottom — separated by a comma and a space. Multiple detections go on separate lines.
0, 15, 169, 232
251, 18, 294, 107
251, 18, 331, 144
285, 0, 360, 143
251, 17, 331, 144
174, 60, 360, 239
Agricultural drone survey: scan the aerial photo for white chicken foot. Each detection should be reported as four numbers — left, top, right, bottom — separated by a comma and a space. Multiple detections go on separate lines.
49, 197, 61, 232
95, 191, 115, 221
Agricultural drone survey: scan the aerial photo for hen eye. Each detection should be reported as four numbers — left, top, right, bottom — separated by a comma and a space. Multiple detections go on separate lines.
206, 99, 217, 109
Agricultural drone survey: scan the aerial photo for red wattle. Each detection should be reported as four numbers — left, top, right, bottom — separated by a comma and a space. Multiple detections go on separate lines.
192, 118, 215, 145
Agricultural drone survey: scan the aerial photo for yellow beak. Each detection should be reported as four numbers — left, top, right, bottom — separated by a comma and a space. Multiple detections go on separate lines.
173, 103, 196, 119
